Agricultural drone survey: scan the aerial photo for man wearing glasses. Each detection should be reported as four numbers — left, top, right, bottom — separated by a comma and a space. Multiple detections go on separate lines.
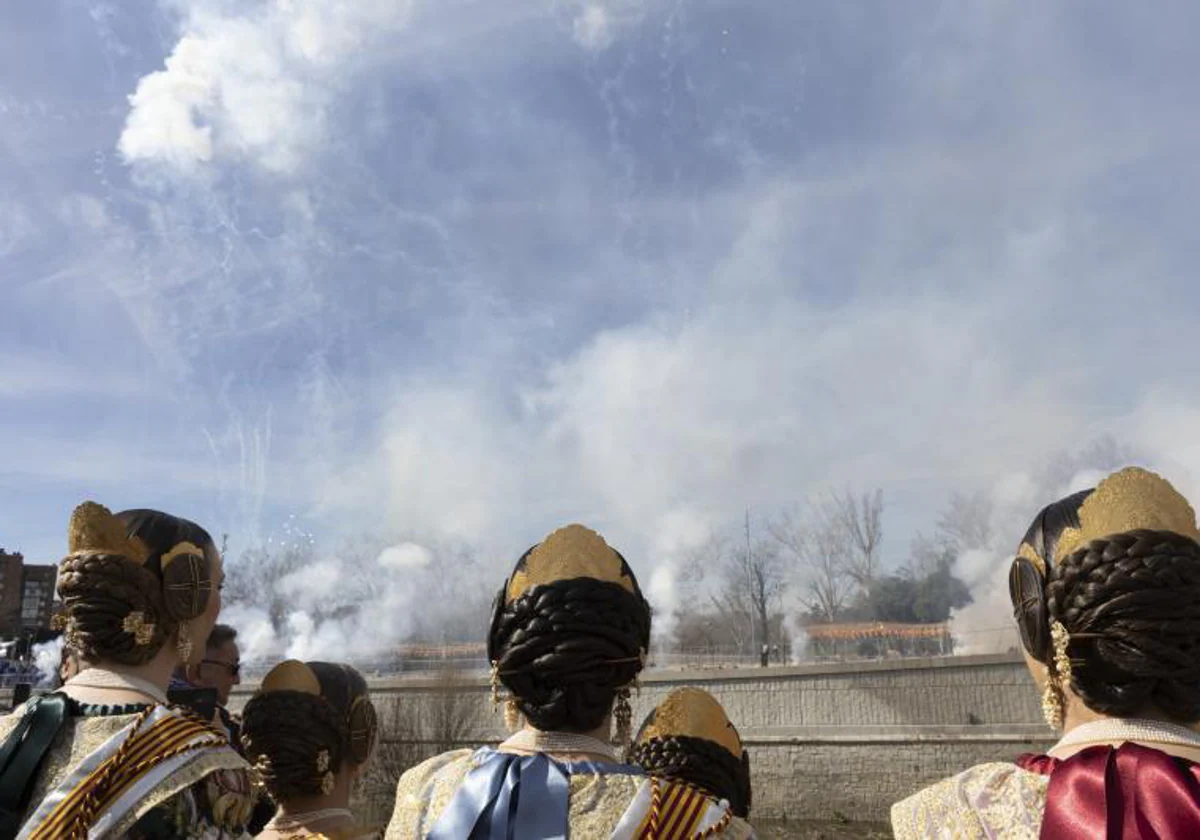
169, 623, 242, 736
171, 624, 274, 832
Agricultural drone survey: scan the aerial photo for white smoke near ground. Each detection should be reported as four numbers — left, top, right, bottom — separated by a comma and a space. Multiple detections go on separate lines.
644, 509, 712, 646
224, 530, 490, 668
31, 636, 65, 688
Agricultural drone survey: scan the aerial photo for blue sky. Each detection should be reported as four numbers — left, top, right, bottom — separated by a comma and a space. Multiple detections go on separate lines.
3, 0, 1200, 603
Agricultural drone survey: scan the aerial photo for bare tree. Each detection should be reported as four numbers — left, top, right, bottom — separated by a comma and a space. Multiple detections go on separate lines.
770, 508, 852, 623
709, 516, 787, 654
824, 489, 883, 589
802, 518, 854, 622
937, 491, 993, 555
908, 490, 995, 576
224, 534, 318, 631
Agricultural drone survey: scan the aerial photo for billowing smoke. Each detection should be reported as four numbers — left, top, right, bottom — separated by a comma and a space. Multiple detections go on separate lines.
222, 528, 492, 668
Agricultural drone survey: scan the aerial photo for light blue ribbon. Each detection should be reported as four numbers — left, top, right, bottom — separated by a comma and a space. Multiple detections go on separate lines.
427, 750, 571, 839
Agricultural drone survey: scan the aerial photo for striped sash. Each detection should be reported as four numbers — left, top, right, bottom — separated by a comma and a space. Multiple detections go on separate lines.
612, 777, 733, 840
19, 706, 227, 839
636, 779, 711, 839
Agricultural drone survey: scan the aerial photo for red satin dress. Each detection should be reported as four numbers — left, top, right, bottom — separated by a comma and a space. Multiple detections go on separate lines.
1017, 743, 1200, 838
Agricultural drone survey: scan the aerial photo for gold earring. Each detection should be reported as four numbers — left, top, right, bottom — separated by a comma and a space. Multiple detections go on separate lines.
1042, 620, 1072, 730
1041, 679, 1064, 730
614, 687, 633, 746
176, 622, 193, 663
490, 662, 501, 708
504, 699, 521, 732
1050, 620, 1073, 684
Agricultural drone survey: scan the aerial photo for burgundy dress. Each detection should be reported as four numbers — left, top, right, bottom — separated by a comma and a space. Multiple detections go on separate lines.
1016, 743, 1200, 838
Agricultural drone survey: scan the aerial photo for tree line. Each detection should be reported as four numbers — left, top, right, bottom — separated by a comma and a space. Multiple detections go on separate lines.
671, 489, 986, 659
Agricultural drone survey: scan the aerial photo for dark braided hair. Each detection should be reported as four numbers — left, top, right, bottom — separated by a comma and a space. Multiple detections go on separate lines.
489, 530, 652, 733
1046, 530, 1200, 722
56, 509, 216, 666
629, 734, 752, 817
241, 662, 370, 801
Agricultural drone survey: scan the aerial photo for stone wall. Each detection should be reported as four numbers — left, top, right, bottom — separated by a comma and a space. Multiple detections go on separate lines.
230, 653, 1056, 822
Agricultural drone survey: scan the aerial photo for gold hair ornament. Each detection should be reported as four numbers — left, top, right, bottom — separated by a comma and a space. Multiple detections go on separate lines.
67, 501, 149, 563
636, 687, 743, 758
122, 611, 156, 646
1053, 467, 1200, 563
1050, 620, 1073, 685
506, 524, 635, 602
1040, 620, 1073, 730
261, 660, 323, 696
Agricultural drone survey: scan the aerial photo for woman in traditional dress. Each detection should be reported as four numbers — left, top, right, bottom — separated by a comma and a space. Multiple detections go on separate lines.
628, 688, 756, 839
892, 467, 1200, 839
241, 659, 380, 839
386, 523, 745, 839
0, 501, 254, 838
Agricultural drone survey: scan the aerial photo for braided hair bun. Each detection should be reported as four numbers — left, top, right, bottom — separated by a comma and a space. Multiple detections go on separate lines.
1047, 530, 1200, 721
629, 688, 752, 817
488, 525, 651, 732
1008, 467, 1200, 722
56, 505, 218, 665
241, 661, 374, 802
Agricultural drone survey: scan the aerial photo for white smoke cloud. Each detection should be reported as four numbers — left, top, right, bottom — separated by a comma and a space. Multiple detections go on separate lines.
226, 535, 489, 666
119, 0, 416, 175
219, 602, 280, 663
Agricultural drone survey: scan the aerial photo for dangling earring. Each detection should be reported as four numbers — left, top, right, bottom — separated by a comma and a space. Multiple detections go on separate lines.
613, 687, 633, 746
504, 699, 522, 732
492, 661, 521, 730
176, 622, 193, 664
1041, 620, 1072, 730
1041, 679, 1064, 730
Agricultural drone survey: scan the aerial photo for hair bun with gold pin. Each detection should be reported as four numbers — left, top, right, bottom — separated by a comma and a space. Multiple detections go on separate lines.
630, 688, 752, 817
57, 503, 218, 667
242, 660, 377, 803
488, 523, 651, 735
1008, 466, 1200, 724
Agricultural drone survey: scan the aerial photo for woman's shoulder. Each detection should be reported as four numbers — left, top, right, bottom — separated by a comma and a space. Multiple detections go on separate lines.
565, 762, 644, 834
385, 749, 476, 839
891, 762, 1048, 840
396, 748, 477, 793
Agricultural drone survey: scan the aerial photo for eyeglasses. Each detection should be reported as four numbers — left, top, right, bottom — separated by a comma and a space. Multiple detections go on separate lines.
201, 659, 241, 678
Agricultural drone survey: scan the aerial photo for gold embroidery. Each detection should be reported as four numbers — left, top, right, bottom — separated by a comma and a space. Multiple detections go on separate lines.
384, 749, 474, 839
892, 762, 1047, 839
